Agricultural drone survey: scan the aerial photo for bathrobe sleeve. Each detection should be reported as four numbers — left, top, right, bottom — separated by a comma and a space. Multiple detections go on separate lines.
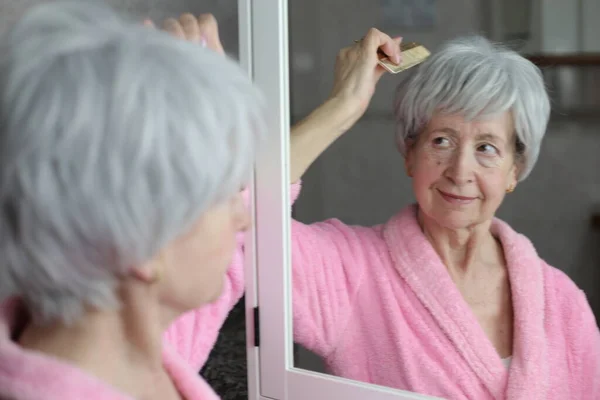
290, 205, 372, 358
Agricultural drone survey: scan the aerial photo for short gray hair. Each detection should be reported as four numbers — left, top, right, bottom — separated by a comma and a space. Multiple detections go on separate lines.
0, 1, 265, 324
394, 35, 550, 181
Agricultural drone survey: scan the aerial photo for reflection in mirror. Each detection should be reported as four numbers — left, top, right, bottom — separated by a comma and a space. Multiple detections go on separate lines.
289, 0, 600, 398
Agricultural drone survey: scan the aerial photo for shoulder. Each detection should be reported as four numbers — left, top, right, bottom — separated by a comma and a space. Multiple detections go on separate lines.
291, 184, 416, 248
308, 205, 421, 250
541, 262, 600, 369
542, 262, 593, 320
290, 217, 388, 267
289, 207, 412, 273
291, 210, 393, 246
492, 219, 595, 323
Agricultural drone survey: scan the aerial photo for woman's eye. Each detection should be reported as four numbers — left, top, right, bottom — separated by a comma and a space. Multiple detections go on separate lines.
478, 143, 498, 155
432, 137, 450, 147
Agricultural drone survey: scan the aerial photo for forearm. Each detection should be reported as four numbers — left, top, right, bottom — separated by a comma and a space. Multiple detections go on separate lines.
290, 97, 361, 183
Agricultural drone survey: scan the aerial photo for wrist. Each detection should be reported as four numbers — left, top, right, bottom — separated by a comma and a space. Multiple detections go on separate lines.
289, 96, 362, 183
322, 96, 364, 133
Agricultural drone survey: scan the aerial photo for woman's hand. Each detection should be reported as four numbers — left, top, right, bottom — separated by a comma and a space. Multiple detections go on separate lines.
144, 13, 225, 54
328, 28, 402, 125
289, 28, 401, 183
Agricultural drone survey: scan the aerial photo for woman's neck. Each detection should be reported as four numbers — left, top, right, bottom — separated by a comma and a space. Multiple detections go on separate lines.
417, 209, 503, 277
17, 281, 177, 398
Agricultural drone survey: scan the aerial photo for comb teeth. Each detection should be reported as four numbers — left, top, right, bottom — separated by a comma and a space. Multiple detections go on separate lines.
378, 43, 431, 74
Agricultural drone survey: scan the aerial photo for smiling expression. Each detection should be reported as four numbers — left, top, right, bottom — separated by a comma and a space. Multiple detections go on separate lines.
406, 111, 519, 230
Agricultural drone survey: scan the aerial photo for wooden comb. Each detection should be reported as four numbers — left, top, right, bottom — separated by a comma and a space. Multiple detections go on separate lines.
377, 42, 431, 74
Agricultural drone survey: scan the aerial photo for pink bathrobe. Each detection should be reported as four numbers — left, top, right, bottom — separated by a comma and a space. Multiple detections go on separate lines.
290, 201, 600, 400
1, 182, 599, 399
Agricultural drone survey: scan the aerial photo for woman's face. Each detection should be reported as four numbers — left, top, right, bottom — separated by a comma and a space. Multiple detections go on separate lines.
406, 111, 518, 230
159, 191, 250, 311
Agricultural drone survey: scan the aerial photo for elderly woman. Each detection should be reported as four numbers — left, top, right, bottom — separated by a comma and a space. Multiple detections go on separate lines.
284, 31, 600, 399
0, 2, 263, 400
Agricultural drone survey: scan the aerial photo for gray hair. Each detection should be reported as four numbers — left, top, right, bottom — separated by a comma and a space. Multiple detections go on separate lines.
394, 35, 550, 181
0, 1, 265, 324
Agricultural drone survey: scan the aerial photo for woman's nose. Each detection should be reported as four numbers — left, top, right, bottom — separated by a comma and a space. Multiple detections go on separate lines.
444, 149, 475, 185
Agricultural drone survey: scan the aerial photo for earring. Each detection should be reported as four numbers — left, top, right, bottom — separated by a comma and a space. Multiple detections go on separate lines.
149, 254, 166, 283
506, 185, 515, 193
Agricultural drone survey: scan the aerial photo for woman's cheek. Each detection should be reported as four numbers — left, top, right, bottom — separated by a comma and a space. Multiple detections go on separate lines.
421, 146, 453, 166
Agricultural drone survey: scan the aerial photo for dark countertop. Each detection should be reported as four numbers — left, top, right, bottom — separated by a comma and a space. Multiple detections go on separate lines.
200, 297, 248, 400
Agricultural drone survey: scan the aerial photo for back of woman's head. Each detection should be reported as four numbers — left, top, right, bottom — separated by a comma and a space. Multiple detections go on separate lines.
0, 1, 265, 324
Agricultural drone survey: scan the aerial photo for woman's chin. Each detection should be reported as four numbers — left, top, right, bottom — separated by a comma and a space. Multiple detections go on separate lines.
421, 206, 480, 231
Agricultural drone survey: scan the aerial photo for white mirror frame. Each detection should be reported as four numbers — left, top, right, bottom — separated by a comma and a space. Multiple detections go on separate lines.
240, 1, 438, 399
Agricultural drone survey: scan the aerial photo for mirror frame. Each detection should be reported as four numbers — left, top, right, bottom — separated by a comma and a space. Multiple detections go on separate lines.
241, 1, 439, 399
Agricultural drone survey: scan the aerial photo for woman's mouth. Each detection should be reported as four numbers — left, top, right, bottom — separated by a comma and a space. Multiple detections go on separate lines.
437, 189, 477, 205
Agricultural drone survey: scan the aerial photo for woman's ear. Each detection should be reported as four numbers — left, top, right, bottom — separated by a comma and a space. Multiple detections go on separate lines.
130, 257, 162, 284
506, 163, 519, 192
130, 266, 156, 283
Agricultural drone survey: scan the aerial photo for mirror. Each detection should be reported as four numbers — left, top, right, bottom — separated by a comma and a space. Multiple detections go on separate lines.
287, 0, 600, 398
